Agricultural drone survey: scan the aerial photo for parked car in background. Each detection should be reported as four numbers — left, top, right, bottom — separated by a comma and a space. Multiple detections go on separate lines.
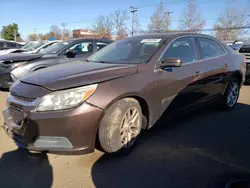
0, 48, 28, 56
23, 40, 60, 54
2, 33, 245, 156
237, 42, 250, 82
0, 41, 59, 56
230, 43, 244, 52
0, 40, 23, 50
0, 38, 113, 90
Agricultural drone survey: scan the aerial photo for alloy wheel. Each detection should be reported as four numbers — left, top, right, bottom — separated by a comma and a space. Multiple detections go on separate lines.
226, 82, 239, 107
120, 107, 140, 148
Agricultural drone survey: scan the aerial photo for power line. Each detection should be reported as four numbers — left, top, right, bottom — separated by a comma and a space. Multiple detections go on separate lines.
140, 25, 250, 33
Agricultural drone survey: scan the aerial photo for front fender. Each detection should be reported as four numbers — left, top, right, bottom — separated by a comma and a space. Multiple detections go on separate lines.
11, 66, 29, 81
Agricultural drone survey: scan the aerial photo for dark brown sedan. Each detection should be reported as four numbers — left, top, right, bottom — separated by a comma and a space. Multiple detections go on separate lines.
2, 33, 246, 155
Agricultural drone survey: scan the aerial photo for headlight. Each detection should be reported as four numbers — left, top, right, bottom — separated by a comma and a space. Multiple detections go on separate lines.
12, 62, 26, 69
36, 84, 98, 112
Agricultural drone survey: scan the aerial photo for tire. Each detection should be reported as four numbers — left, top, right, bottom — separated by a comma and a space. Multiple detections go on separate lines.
220, 77, 240, 110
98, 98, 142, 154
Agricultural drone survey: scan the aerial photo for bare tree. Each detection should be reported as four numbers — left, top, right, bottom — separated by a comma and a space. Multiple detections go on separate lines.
27, 33, 38, 41
214, 6, 249, 40
49, 25, 62, 40
63, 29, 72, 39
148, 2, 171, 33
178, 0, 205, 32
92, 15, 113, 39
113, 9, 129, 40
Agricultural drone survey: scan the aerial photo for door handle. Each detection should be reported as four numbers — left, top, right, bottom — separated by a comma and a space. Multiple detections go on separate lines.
195, 69, 205, 77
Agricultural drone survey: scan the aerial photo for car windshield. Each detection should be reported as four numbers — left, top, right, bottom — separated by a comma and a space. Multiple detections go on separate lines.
22, 42, 45, 51
21, 42, 35, 50
88, 37, 164, 64
40, 41, 70, 55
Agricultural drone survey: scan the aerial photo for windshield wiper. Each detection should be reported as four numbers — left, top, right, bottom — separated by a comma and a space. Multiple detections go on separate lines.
83, 60, 110, 63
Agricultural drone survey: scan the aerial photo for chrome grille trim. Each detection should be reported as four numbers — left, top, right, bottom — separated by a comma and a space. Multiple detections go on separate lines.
10, 92, 36, 102
8, 93, 41, 107
8, 107, 25, 126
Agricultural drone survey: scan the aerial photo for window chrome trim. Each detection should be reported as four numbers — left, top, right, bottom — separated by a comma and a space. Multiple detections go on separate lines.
155, 34, 229, 68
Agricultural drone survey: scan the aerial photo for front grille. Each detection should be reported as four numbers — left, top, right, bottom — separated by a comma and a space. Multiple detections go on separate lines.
238, 45, 250, 63
10, 92, 36, 102
8, 107, 25, 125
239, 45, 250, 53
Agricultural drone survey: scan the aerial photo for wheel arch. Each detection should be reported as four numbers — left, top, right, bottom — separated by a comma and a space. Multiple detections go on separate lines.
231, 70, 243, 85
104, 92, 150, 130
94, 93, 150, 151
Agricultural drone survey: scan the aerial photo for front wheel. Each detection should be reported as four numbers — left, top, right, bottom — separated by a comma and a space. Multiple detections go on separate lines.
221, 78, 240, 110
98, 98, 142, 154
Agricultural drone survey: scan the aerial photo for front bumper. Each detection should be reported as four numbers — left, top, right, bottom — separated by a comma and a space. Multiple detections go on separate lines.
2, 94, 104, 155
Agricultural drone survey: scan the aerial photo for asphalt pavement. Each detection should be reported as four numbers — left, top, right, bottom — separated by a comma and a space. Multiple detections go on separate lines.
0, 87, 250, 188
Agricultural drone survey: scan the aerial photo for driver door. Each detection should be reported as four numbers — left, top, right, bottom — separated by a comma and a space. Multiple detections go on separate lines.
155, 36, 208, 114
60, 40, 94, 63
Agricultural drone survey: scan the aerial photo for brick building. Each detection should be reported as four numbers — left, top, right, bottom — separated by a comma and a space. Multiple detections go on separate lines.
72, 29, 100, 38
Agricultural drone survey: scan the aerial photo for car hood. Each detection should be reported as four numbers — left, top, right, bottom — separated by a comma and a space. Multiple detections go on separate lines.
0, 49, 19, 55
0, 53, 43, 63
20, 61, 138, 91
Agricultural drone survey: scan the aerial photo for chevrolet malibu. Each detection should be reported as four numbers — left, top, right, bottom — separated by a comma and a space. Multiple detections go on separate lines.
2, 33, 246, 155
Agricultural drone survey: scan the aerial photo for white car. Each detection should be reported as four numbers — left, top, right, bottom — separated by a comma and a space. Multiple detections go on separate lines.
0, 48, 28, 55
23, 41, 60, 54
0, 41, 60, 56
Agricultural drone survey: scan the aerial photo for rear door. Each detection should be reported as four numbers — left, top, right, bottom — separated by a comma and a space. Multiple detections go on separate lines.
0, 42, 5, 50
196, 37, 228, 99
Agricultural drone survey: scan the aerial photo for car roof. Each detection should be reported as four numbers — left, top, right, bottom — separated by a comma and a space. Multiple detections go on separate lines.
64, 38, 114, 43
126, 32, 217, 40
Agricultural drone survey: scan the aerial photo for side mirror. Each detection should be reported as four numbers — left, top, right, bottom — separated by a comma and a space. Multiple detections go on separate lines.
38, 48, 44, 53
64, 50, 76, 58
157, 57, 182, 69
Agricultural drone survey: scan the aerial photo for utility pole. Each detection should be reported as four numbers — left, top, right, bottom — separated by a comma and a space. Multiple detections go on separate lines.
130, 6, 138, 36
165, 11, 173, 31
13, 29, 17, 42
61, 22, 67, 40
34, 28, 37, 35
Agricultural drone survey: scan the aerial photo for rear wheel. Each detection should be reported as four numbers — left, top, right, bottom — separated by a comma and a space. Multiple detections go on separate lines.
98, 98, 142, 154
221, 77, 240, 110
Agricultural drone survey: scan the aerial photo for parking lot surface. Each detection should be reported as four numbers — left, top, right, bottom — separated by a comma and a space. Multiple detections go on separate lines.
0, 87, 250, 188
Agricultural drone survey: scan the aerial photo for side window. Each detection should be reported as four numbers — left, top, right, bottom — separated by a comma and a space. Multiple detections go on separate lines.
97, 42, 109, 51
217, 43, 226, 55
68, 41, 93, 55
198, 38, 226, 59
6, 42, 17, 48
0, 42, 4, 49
162, 37, 197, 64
